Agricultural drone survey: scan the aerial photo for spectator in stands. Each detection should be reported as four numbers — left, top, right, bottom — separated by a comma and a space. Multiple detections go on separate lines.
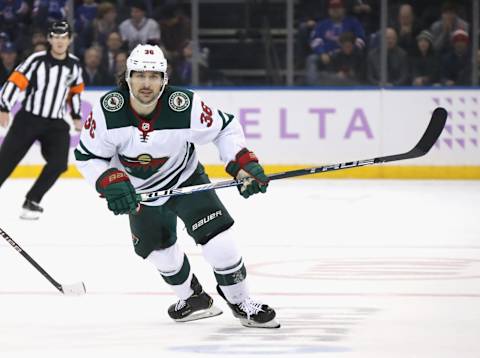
75, 0, 97, 34
0, 32, 10, 52
430, 1, 469, 55
441, 29, 471, 86
173, 40, 193, 85
305, 0, 365, 85
0, 41, 18, 85
366, 27, 409, 86
126, 0, 153, 15
0, 0, 29, 41
410, 30, 440, 86
172, 40, 210, 85
21, 28, 47, 58
92, 2, 118, 47
393, 3, 421, 57
101, 31, 124, 80
295, 17, 319, 70
114, 51, 128, 80
82, 46, 113, 86
158, 4, 191, 65
32, 0, 67, 28
320, 31, 364, 85
350, 0, 378, 36
295, 0, 329, 69
31, 28, 47, 47
33, 42, 47, 53
74, 0, 98, 58
119, 1, 161, 50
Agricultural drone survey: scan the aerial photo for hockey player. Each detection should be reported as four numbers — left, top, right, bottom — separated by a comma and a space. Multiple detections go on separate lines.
74, 44, 280, 328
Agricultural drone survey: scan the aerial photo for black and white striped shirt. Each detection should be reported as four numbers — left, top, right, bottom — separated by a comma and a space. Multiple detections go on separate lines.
0, 50, 84, 120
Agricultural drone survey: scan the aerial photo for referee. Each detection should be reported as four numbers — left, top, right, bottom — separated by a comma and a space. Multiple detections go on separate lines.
0, 21, 84, 220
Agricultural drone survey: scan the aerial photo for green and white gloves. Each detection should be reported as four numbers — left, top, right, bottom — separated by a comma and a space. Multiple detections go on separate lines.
226, 148, 269, 199
96, 168, 139, 215
96, 149, 268, 212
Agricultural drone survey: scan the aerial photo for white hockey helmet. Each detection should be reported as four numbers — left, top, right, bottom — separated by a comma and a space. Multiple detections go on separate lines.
126, 44, 168, 103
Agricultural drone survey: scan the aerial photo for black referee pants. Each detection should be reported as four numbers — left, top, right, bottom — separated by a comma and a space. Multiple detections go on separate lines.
0, 110, 70, 203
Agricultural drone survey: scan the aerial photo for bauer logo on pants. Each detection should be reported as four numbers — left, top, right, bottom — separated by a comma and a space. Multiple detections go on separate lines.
192, 210, 223, 231
132, 233, 140, 246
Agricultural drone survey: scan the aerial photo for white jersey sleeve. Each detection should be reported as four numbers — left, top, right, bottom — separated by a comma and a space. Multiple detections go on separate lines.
74, 101, 116, 186
189, 93, 246, 164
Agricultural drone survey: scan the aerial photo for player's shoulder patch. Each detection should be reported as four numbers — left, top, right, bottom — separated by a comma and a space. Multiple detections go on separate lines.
154, 86, 193, 129
99, 89, 131, 130
168, 91, 191, 112
102, 91, 125, 112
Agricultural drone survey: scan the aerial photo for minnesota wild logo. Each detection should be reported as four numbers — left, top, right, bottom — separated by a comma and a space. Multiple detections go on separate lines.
102, 92, 124, 112
168, 91, 190, 112
119, 153, 169, 179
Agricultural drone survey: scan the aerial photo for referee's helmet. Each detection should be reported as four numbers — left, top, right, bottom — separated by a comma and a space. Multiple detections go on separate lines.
48, 21, 72, 37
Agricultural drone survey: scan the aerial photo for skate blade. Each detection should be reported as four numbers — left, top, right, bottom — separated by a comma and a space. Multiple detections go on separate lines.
239, 318, 281, 329
174, 305, 223, 322
19, 210, 41, 220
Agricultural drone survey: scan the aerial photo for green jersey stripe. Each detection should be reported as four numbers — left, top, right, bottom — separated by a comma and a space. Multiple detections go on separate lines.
74, 148, 111, 162
79, 140, 112, 161
218, 110, 234, 131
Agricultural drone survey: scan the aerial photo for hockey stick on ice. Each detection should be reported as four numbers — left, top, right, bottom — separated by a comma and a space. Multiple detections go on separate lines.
138, 107, 447, 202
0, 227, 86, 296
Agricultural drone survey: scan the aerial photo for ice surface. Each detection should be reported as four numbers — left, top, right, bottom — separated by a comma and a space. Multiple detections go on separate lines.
1, 178, 479, 358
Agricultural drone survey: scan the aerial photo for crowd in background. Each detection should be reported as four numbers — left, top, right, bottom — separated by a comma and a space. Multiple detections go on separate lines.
0, 0, 478, 87
0, 0, 193, 87
298, 0, 475, 86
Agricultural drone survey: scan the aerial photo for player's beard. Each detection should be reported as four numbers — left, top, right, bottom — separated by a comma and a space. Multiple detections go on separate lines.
128, 75, 167, 113
134, 87, 161, 106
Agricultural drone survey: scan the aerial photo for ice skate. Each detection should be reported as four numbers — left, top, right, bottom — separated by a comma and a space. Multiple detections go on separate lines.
216, 285, 280, 328
168, 275, 222, 322
20, 199, 44, 220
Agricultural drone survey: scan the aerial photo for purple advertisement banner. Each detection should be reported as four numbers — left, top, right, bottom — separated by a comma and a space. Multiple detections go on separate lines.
1, 89, 479, 166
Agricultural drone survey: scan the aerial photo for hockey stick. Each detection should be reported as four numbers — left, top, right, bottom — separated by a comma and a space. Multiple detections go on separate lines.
0, 227, 86, 296
138, 107, 447, 202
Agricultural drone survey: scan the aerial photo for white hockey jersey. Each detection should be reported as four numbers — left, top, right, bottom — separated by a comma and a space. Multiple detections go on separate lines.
75, 86, 246, 205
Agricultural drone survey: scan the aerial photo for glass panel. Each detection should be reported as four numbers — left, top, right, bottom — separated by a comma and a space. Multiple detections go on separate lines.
8, 0, 477, 88
198, 0, 288, 86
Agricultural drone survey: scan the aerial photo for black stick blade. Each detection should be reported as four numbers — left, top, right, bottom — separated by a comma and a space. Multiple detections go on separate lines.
411, 107, 448, 157
380, 107, 447, 163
